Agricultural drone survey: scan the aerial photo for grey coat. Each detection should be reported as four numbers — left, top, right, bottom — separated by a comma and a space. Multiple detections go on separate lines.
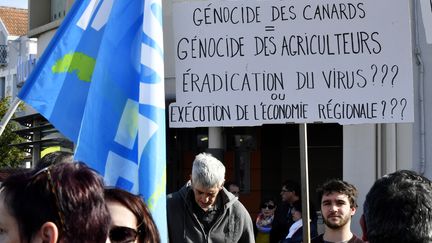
167, 182, 255, 243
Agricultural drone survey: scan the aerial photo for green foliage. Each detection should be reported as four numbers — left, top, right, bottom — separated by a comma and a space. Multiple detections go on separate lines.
0, 97, 26, 167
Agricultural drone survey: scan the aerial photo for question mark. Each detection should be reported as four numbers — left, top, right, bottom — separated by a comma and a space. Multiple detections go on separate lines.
390, 98, 398, 118
391, 65, 399, 87
400, 98, 407, 119
381, 100, 387, 118
381, 64, 388, 86
371, 64, 378, 86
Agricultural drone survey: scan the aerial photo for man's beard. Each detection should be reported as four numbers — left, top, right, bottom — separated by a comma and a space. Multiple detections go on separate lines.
323, 213, 351, 229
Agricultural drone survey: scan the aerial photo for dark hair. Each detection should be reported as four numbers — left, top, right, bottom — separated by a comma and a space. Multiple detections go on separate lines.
259, 196, 276, 209
35, 151, 74, 170
105, 188, 161, 243
0, 167, 29, 182
292, 200, 302, 213
282, 180, 301, 197
1, 162, 111, 243
225, 181, 239, 188
317, 179, 358, 208
363, 170, 432, 243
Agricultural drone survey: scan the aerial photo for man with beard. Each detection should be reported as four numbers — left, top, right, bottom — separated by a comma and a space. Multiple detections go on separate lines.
312, 179, 364, 243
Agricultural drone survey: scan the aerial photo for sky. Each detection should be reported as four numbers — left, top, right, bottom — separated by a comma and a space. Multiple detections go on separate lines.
0, 0, 28, 9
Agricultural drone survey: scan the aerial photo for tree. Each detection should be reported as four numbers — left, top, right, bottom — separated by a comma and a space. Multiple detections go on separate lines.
0, 97, 26, 167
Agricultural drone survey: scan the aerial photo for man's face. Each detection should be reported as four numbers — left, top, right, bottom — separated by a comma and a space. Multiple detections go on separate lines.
228, 185, 240, 198
321, 192, 356, 229
192, 182, 222, 211
280, 186, 294, 203
291, 208, 302, 222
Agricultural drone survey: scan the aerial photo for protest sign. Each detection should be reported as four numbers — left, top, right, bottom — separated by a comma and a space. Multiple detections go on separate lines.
169, 0, 413, 127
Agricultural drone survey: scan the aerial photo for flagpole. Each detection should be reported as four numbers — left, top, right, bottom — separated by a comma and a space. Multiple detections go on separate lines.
299, 123, 311, 243
0, 97, 21, 137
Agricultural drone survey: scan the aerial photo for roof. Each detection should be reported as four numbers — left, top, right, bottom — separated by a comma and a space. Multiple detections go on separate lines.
0, 6, 28, 36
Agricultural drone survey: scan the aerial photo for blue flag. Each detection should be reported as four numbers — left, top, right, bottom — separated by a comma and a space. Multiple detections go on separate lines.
18, 0, 167, 241
18, 0, 104, 141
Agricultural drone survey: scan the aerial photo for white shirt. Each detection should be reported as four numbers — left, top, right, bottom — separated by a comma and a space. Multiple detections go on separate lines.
286, 219, 303, 239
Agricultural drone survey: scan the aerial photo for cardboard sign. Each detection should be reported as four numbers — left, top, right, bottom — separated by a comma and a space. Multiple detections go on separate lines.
169, 0, 414, 127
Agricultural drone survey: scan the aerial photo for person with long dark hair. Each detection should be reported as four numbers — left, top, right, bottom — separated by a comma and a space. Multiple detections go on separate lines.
0, 162, 111, 243
105, 188, 161, 243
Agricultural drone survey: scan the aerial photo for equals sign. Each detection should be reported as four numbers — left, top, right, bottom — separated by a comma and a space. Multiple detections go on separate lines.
265, 26, 275, 31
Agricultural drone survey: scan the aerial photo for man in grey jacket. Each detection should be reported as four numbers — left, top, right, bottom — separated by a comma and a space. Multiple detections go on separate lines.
167, 153, 255, 243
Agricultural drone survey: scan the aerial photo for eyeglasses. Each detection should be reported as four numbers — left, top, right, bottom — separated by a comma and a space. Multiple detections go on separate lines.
261, 203, 275, 209
109, 226, 139, 243
32, 166, 67, 233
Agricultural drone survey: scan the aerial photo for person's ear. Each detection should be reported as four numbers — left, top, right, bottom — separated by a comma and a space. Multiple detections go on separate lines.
360, 214, 368, 242
35, 222, 59, 243
350, 205, 357, 216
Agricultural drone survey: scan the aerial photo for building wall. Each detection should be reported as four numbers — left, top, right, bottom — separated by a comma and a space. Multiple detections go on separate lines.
343, 124, 377, 236
162, 0, 176, 100
343, 1, 432, 235
35, 29, 56, 59
414, 1, 432, 179
0, 28, 37, 99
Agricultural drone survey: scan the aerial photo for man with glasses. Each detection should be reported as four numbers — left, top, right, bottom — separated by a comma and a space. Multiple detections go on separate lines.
270, 180, 317, 243
167, 153, 255, 243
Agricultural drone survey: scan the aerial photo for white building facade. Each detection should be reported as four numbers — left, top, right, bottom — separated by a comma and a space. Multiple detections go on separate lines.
0, 7, 37, 102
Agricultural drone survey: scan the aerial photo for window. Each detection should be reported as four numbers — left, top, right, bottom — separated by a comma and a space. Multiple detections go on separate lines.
0, 77, 6, 99
0, 45, 7, 66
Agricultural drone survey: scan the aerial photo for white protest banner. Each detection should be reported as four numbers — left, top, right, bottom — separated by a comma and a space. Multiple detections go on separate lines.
169, 0, 414, 128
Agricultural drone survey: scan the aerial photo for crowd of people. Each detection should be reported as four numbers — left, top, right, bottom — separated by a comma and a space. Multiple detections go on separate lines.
0, 152, 431, 243
166, 153, 432, 243
0, 152, 160, 243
